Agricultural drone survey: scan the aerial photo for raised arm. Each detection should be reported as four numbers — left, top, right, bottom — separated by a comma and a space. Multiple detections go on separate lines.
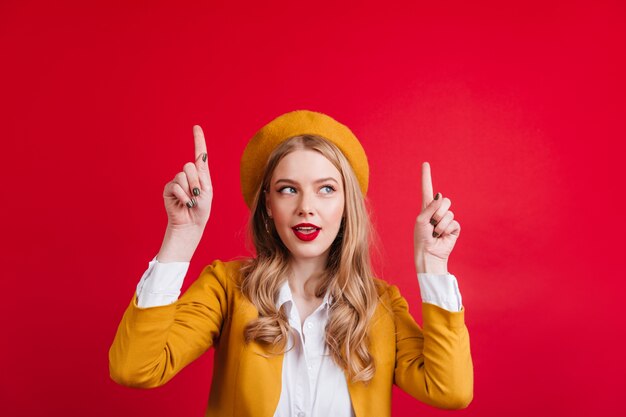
109, 125, 222, 388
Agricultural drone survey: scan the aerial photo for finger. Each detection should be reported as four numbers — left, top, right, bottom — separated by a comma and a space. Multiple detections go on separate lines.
173, 172, 196, 207
421, 162, 434, 210
193, 125, 207, 161
429, 197, 451, 227
433, 211, 454, 238
193, 125, 212, 190
446, 220, 461, 237
417, 192, 443, 224
183, 162, 201, 198
165, 181, 196, 208
444, 219, 461, 238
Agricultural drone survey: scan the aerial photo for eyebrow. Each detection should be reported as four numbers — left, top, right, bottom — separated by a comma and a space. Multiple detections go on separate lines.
274, 177, 339, 186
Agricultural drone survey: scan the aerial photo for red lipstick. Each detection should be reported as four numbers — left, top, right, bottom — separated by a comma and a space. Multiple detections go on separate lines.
291, 223, 321, 241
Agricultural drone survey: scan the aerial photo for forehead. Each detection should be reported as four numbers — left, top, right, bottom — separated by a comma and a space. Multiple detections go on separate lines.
272, 149, 341, 180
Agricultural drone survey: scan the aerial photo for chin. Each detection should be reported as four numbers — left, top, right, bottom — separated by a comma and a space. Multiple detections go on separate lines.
286, 241, 334, 260
287, 246, 329, 260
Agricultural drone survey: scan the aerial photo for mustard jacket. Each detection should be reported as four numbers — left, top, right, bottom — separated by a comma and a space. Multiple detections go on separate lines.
109, 259, 473, 417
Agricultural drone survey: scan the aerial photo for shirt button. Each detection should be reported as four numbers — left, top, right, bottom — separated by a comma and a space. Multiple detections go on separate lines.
307, 322, 313, 329
297, 413, 306, 417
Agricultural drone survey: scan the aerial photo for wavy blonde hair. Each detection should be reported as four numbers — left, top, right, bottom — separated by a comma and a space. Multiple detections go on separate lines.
239, 134, 380, 384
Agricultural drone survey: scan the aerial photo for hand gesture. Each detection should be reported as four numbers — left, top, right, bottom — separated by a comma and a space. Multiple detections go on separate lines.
414, 162, 461, 272
162, 125, 213, 232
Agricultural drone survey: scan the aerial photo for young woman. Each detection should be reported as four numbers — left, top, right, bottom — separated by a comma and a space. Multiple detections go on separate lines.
109, 110, 473, 417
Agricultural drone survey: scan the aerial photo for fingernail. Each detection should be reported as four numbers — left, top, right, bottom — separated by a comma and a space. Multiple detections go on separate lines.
186, 201, 193, 208
432, 231, 439, 238
193, 187, 200, 196
202, 153, 207, 162
430, 218, 437, 226
434, 192, 440, 200
192, 198, 197, 207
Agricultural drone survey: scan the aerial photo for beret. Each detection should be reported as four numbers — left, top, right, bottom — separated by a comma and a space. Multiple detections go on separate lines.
240, 109, 369, 209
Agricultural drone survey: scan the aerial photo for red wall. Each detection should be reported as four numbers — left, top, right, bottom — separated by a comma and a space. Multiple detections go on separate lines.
2, 1, 625, 416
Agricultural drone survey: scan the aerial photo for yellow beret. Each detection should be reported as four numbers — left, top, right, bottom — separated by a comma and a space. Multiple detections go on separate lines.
240, 109, 369, 209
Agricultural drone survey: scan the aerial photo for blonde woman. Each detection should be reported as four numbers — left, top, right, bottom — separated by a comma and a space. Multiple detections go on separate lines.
109, 110, 473, 417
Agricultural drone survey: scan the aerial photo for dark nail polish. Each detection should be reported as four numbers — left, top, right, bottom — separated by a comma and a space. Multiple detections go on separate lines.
186, 201, 193, 208
434, 192, 440, 200
430, 218, 437, 226
193, 187, 200, 196
202, 153, 207, 162
432, 231, 439, 238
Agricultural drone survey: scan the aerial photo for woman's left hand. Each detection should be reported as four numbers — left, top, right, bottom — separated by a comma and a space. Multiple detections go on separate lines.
414, 162, 461, 273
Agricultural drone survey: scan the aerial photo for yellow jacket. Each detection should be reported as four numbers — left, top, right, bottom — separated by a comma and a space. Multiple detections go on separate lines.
109, 259, 473, 417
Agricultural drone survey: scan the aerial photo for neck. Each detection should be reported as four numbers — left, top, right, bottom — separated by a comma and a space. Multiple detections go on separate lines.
287, 255, 328, 299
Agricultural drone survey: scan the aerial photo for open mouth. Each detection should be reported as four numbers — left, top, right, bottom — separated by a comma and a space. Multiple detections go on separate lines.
292, 226, 321, 241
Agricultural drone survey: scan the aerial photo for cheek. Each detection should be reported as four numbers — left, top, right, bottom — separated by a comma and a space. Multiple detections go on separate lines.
327, 200, 345, 225
271, 204, 292, 226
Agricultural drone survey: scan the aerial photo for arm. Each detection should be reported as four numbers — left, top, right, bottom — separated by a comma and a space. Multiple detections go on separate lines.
417, 272, 463, 312
390, 284, 473, 409
136, 256, 190, 308
108, 259, 230, 388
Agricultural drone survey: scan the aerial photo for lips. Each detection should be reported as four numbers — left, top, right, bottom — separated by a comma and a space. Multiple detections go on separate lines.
292, 223, 321, 241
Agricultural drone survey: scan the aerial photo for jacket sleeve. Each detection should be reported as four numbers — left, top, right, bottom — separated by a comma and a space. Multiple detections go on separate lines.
390, 284, 474, 409
108, 259, 231, 388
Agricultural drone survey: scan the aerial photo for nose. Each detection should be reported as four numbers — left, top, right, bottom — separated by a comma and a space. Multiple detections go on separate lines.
297, 191, 314, 216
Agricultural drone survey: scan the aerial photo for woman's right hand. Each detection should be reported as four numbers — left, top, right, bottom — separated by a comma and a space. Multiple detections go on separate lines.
162, 125, 213, 232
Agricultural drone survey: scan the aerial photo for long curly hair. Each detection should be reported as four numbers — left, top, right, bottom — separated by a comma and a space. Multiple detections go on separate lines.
238, 134, 380, 384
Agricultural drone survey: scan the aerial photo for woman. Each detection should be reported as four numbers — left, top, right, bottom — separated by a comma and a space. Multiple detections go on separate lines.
109, 110, 473, 417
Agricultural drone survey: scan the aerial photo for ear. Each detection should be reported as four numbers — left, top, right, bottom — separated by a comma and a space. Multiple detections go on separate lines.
265, 192, 272, 218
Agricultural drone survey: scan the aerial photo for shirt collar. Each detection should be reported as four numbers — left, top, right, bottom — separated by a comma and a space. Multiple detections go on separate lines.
276, 279, 334, 312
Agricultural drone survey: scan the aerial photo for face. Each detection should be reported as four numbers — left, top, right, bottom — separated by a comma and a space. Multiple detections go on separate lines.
265, 149, 345, 263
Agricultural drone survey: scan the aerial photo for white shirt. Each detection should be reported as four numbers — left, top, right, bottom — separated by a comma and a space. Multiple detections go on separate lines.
273, 277, 354, 417
135, 256, 463, 417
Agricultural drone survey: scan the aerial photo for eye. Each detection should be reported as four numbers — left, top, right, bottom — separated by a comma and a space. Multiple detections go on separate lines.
277, 185, 336, 195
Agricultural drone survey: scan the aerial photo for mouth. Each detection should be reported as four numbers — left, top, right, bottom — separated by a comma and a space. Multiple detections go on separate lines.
291, 224, 321, 241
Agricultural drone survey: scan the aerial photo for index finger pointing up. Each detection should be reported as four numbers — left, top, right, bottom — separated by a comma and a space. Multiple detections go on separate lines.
193, 125, 212, 191
193, 125, 207, 162
421, 162, 434, 210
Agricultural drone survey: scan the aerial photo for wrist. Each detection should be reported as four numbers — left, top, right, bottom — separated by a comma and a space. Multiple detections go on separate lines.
157, 226, 203, 262
415, 253, 448, 274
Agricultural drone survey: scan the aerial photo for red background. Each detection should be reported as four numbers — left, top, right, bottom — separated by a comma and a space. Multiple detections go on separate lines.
1, 1, 625, 416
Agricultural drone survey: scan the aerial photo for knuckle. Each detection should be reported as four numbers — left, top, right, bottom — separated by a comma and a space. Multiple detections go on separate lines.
170, 182, 182, 193
183, 161, 195, 171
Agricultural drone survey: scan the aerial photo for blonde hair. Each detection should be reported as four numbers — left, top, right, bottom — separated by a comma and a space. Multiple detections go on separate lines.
239, 134, 380, 384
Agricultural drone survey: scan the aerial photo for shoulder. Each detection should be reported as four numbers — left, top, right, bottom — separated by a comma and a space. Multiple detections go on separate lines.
182, 258, 252, 313
198, 257, 249, 281
373, 277, 402, 299
372, 277, 409, 314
